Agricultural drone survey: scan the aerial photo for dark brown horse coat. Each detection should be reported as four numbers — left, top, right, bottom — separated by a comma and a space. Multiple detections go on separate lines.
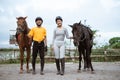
69, 21, 94, 72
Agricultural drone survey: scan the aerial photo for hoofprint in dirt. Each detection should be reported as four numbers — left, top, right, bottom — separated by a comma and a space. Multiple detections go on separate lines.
0, 62, 120, 80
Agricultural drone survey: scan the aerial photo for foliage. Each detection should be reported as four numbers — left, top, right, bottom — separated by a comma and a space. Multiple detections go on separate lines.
92, 30, 99, 46
0, 48, 19, 51
109, 37, 120, 49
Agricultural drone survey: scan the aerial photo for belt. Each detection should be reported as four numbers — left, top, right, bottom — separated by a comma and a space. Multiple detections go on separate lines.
33, 40, 44, 44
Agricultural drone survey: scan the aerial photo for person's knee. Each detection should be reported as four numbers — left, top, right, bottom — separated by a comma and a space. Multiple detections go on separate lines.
40, 54, 44, 59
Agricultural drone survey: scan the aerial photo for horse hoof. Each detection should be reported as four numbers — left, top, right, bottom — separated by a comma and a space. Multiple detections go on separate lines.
40, 72, 44, 75
91, 71, 95, 74
19, 72, 23, 74
29, 69, 32, 71
19, 70, 23, 74
82, 69, 86, 72
87, 68, 90, 71
77, 70, 81, 73
27, 70, 30, 73
32, 71, 36, 75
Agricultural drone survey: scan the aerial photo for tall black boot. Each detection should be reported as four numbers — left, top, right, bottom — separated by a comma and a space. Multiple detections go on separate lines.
55, 59, 60, 75
40, 59, 44, 75
60, 58, 65, 75
32, 58, 36, 74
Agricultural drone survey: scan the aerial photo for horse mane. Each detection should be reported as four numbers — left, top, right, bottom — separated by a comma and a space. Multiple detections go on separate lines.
23, 20, 30, 31
79, 23, 93, 40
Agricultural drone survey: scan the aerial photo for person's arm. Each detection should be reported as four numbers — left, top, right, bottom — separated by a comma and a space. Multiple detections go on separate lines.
44, 36, 47, 46
52, 29, 56, 46
43, 28, 47, 52
65, 28, 73, 39
28, 28, 33, 38
27, 29, 33, 45
43, 28, 47, 46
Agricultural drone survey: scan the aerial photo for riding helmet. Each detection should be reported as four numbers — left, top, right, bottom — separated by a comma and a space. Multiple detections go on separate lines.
55, 16, 63, 22
35, 17, 43, 22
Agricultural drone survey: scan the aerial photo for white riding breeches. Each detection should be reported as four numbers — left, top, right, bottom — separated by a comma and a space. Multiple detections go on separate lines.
53, 41, 65, 59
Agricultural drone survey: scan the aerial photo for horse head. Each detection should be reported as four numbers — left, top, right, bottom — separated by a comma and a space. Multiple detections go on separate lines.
69, 21, 85, 46
16, 16, 29, 34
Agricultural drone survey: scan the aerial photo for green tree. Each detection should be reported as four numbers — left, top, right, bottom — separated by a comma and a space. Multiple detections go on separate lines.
92, 30, 99, 46
109, 37, 120, 49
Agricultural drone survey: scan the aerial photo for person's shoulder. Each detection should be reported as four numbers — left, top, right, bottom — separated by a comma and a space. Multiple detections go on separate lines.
41, 26, 47, 31
31, 26, 37, 29
63, 27, 67, 31
30, 26, 37, 30
53, 28, 57, 31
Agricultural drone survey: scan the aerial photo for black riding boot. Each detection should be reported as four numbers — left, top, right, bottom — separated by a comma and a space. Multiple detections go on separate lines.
55, 59, 60, 75
40, 59, 44, 75
60, 58, 65, 75
32, 59, 36, 74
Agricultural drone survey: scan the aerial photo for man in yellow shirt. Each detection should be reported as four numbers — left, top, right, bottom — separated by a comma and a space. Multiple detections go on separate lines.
28, 17, 47, 75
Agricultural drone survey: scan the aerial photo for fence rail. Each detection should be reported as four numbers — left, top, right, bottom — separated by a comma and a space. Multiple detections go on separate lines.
0, 49, 120, 63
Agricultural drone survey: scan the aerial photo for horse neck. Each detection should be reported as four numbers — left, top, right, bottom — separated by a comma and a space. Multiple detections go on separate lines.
20, 32, 29, 42
78, 26, 86, 41
82, 26, 91, 40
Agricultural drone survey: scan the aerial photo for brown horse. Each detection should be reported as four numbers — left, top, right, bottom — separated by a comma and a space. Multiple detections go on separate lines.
69, 21, 94, 73
16, 16, 31, 73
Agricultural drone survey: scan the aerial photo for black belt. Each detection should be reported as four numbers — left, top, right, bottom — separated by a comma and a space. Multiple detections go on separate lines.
34, 40, 44, 43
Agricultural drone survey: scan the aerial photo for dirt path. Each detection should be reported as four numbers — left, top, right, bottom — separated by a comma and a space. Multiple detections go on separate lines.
0, 62, 120, 80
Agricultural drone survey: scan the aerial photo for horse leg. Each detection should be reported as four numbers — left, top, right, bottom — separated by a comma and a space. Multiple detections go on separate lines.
82, 50, 87, 71
78, 54, 82, 73
78, 47, 82, 72
86, 48, 94, 72
89, 56, 94, 71
26, 47, 31, 73
88, 54, 94, 73
19, 47, 24, 74
89, 48, 94, 72
86, 48, 90, 71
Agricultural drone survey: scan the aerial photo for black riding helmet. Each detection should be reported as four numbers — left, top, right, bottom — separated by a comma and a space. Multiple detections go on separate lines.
55, 16, 63, 22
35, 17, 43, 22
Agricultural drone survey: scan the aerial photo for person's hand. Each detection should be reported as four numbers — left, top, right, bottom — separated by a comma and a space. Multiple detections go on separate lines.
70, 37, 74, 39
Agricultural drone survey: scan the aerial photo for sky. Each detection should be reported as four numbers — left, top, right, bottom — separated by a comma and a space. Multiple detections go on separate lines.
0, 0, 120, 48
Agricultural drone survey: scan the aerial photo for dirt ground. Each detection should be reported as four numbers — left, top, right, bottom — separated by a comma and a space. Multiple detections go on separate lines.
0, 62, 120, 80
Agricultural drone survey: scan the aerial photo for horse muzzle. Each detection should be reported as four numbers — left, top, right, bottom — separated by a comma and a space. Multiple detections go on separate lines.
73, 41, 79, 46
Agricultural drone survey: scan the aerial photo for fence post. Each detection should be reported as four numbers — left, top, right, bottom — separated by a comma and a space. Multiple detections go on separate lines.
104, 50, 107, 61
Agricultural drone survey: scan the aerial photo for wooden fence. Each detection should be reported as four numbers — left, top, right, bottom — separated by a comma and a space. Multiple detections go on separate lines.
0, 48, 120, 63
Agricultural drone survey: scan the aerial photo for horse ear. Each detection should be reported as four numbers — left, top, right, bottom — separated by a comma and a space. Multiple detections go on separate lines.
24, 16, 27, 19
78, 21, 81, 25
16, 17, 18, 20
68, 25, 73, 28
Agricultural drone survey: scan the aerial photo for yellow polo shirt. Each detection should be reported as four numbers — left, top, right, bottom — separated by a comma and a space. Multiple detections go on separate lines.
28, 26, 46, 42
